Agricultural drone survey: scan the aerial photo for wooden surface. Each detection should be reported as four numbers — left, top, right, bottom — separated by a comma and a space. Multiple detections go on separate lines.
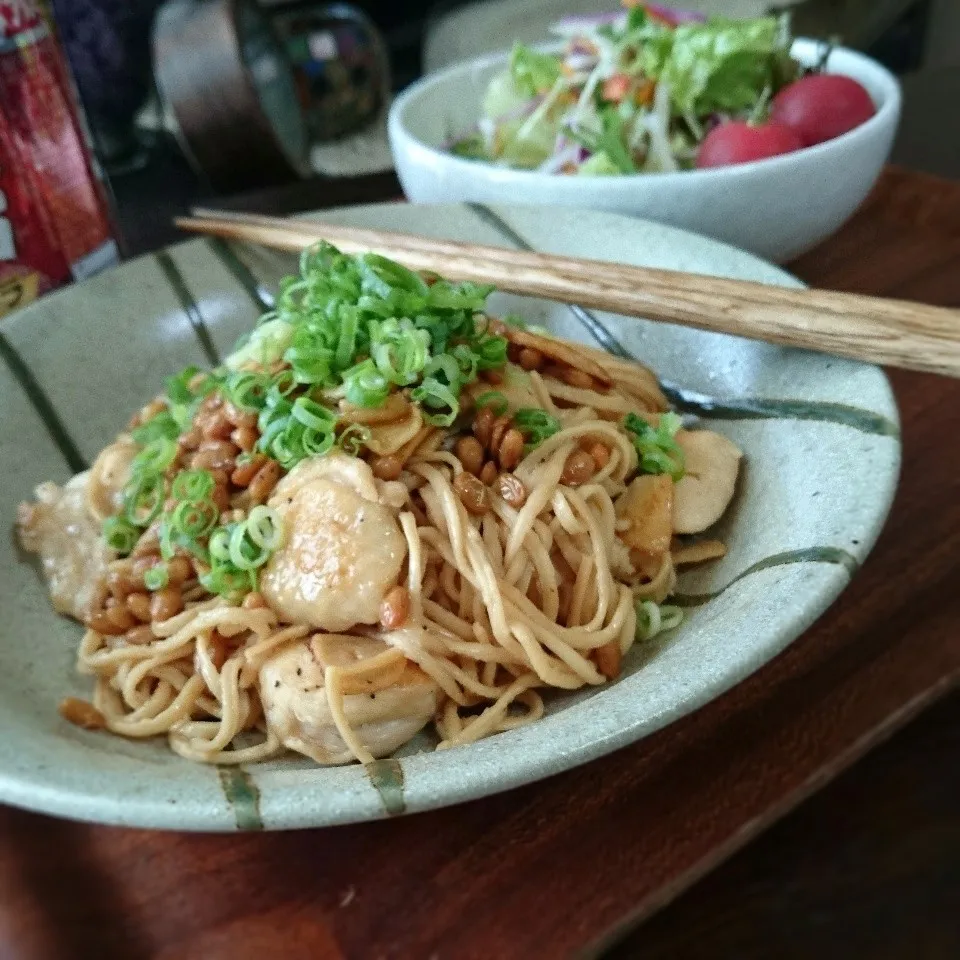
180, 207, 960, 378
1, 166, 958, 960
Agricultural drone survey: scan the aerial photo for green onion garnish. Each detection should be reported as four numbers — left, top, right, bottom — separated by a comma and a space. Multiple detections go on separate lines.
223, 371, 272, 412
475, 391, 509, 416
124, 472, 166, 527
144, 564, 170, 592
341, 358, 390, 409
636, 600, 683, 642
473, 333, 508, 369
102, 516, 139, 554
171, 469, 215, 504
369, 317, 430, 385
290, 396, 335, 432
131, 410, 179, 445
227, 239, 502, 425
412, 379, 459, 427
165, 366, 205, 405
257, 395, 336, 469
245, 505, 282, 550
200, 507, 281, 599
199, 563, 256, 600
131, 436, 177, 476
336, 423, 370, 456
170, 499, 219, 540
106, 241, 521, 602
624, 412, 685, 480
514, 408, 561, 448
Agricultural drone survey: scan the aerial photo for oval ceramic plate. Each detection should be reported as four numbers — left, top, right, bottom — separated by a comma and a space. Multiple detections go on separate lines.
0, 204, 899, 830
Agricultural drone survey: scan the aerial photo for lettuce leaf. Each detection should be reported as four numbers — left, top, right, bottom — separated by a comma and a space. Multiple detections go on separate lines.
567, 107, 636, 173
495, 114, 558, 169
482, 68, 530, 121
634, 16, 790, 116
510, 43, 562, 97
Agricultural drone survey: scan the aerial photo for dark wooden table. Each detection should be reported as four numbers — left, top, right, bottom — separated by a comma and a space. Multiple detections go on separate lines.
0, 166, 957, 960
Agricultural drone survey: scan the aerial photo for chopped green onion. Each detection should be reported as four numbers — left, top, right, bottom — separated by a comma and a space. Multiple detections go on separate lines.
201, 509, 281, 599
144, 564, 170, 592
229, 522, 264, 570
171, 469, 215, 504
636, 600, 684, 642
199, 563, 256, 600
131, 437, 177, 476
336, 423, 370, 456
270, 370, 298, 399
290, 396, 336, 432
369, 317, 430, 385
257, 396, 336, 468
473, 333, 508, 369
170, 498, 219, 540
422, 354, 461, 388
335, 305, 362, 371
103, 515, 139, 554
360, 253, 429, 296
514, 408, 561, 447
341, 358, 390, 409
412, 378, 460, 427
131, 410, 179, 445
245, 506, 281, 550
208, 527, 231, 564
450, 343, 480, 383
475, 391, 508, 416
284, 324, 335, 386
124, 472, 166, 527
218, 240, 508, 440
426, 280, 493, 311
223, 371, 272, 411
165, 366, 204, 405
624, 412, 685, 480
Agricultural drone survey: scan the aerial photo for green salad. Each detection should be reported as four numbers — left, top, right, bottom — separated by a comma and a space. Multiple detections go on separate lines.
449, 2, 802, 174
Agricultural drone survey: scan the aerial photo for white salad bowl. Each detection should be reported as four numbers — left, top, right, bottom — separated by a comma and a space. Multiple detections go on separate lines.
388, 39, 901, 262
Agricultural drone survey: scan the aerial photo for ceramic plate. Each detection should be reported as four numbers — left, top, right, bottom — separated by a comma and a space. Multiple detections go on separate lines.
0, 204, 900, 830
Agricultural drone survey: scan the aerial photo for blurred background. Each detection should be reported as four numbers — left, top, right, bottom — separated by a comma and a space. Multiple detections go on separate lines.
40, 0, 960, 254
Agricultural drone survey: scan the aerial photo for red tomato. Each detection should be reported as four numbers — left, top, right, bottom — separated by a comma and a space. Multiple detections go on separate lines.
770, 74, 876, 147
696, 121, 803, 169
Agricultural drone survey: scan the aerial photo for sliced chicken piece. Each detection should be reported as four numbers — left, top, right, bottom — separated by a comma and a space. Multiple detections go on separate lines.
259, 636, 438, 765
86, 435, 136, 522
261, 453, 407, 632
616, 473, 674, 555
338, 393, 410, 427
17, 473, 112, 622
363, 402, 424, 456
270, 450, 381, 503
672, 430, 742, 534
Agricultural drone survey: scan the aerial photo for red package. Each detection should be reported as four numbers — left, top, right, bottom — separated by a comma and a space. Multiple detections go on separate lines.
0, 0, 118, 317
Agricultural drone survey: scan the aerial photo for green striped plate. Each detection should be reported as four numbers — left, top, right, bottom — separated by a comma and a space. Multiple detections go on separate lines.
0, 204, 899, 830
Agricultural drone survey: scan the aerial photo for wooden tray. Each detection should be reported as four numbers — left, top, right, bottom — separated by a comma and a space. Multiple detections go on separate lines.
0, 167, 958, 960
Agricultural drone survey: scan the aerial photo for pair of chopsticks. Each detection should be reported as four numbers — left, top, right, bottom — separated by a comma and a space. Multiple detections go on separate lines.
176, 208, 960, 379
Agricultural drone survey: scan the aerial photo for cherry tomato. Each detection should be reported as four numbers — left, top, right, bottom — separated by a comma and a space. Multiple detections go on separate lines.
696, 121, 803, 169
770, 74, 876, 147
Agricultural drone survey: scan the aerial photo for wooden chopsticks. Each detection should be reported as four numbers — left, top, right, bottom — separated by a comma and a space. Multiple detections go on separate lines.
176, 209, 960, 379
